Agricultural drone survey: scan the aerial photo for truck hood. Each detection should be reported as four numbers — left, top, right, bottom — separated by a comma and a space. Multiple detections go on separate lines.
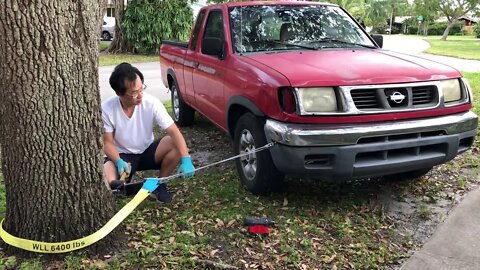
244, 49, 461, 87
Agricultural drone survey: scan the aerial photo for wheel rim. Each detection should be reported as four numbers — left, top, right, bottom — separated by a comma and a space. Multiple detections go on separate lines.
103, 33, 109, 40
172, 86, 180, 121
239, 129, 257, 181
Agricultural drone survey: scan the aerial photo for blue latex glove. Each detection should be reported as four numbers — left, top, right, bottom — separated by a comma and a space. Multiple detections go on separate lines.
115, 158, 130, 178
178, 156, 195, 178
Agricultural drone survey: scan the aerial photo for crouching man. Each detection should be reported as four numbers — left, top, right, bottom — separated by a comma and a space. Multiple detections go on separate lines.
102, 62, 195, 202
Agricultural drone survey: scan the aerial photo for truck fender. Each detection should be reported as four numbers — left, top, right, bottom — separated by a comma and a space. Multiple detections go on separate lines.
227, 96, 265, 138
166, 69, 179, 92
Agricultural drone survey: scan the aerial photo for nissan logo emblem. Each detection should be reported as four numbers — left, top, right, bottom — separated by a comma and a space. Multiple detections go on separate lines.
390, 91, 406, 104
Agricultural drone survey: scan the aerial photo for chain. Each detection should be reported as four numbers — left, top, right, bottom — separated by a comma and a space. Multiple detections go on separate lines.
157, 142, 276, 184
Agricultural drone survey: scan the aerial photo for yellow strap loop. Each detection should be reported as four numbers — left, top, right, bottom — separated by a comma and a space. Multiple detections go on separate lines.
0, 189, 150, 253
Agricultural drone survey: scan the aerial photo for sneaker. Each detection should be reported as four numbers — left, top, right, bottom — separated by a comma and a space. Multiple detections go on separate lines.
151, 183, 172, 203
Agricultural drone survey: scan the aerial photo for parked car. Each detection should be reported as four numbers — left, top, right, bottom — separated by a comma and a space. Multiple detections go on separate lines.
160, 1, 478, 195
101, 21, 115, 41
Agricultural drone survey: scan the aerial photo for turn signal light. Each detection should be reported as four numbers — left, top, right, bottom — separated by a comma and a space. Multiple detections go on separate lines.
279, 87, 297, 114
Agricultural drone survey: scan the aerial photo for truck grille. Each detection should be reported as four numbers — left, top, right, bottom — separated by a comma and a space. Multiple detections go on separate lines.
350, 85, 438, 111
412, 86, 437, 106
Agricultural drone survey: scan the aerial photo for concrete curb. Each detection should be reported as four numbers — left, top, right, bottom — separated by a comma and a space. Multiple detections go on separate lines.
400, 185, 480, 270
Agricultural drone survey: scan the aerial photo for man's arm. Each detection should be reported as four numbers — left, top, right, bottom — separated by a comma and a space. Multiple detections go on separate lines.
103, 132, 121, 162
165, 124, 189, 157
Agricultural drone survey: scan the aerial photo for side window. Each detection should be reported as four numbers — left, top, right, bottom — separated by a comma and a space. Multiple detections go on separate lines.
203, 10, 224, 41
190, 10, 206, 51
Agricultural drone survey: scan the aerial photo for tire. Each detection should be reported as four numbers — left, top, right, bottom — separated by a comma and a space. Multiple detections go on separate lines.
385, 167, 432, 181
170, 82, 195, 126
102, 31, 111, 41
233, 113, 284, 195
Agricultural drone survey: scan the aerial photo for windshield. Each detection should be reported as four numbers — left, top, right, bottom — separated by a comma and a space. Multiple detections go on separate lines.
229, 5, 375, 53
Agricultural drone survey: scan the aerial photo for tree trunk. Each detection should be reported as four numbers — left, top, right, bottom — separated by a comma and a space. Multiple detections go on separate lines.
0, 0, 122, 256
105, 0, 135, 54
441, 19, 458, 40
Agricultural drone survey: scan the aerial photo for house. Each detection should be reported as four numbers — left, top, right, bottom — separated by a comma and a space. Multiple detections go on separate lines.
392, 16, 412, 33
459, 16, 477, 26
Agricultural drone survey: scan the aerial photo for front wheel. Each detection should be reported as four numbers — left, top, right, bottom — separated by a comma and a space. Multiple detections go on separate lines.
233, 113, 284, 195
171, 83, 195, 126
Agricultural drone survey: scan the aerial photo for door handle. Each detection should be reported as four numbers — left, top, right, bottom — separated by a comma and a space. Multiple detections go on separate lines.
193, 61, 199, 68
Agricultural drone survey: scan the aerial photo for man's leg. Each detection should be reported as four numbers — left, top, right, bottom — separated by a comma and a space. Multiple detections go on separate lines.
136, 136, 181, 203
104, 161, 117, 185
154, 136, 181, 177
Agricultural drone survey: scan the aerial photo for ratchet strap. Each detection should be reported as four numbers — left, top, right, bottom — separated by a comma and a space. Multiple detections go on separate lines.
0, 179, 159, 253
0, 142, 276, 253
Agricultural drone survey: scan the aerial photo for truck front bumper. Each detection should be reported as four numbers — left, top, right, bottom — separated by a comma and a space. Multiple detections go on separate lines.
264, 111, 478, 180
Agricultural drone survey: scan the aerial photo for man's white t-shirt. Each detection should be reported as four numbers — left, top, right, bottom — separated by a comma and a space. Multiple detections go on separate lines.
101, 93, 174, 154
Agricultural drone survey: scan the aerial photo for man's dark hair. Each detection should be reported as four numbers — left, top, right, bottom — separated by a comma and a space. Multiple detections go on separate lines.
109, 62, 144, 95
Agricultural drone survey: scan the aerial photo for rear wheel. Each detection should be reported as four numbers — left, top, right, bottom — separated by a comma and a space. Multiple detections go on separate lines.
102, 31, 111, 41
233, 113, 284, 195
171, 83, 195, 126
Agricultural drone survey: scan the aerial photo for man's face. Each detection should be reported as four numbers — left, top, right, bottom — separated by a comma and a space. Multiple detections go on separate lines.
121, 75, 144, 106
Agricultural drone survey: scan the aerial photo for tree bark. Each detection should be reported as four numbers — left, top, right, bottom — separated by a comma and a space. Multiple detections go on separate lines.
441, 19, 458, 40
0, 0, 122, 256
105, 0, 135, 54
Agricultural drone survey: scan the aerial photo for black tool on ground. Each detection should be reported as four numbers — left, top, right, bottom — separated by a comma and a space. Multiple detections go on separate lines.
111, 170, 145, 197
244, 216, 275, 235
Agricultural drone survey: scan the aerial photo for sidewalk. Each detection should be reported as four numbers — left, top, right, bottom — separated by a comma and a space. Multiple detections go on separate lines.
400, 185, 480, 270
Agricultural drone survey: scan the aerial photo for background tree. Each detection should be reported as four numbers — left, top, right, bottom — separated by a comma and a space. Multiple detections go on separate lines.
439, 0, 480, 40
0, 0, 120, 255
387, 0, 409, 34
123, 0, 193, 54
414, 0, 441, 35
326, 0, 367, 19
106, 0, 135, 53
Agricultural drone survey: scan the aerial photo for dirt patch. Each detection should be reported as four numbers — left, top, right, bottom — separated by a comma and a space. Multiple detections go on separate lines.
171, 116, 480, 268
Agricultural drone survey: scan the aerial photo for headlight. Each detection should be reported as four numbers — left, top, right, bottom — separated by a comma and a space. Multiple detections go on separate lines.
441, 79, 462, 103
297, 87, 337, 113
461, 77, 473, 102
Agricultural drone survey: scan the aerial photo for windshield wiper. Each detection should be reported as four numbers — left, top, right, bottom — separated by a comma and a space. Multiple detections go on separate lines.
266, 40, 318, 50
314, 38, 377, 49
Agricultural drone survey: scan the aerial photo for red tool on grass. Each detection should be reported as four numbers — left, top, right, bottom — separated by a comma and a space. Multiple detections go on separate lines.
244, 217, 275, 235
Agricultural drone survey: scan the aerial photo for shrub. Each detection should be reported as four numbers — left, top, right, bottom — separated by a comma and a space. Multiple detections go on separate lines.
427, 22, 463, 35
123, 0, 193, 54
474, 24, 480, 38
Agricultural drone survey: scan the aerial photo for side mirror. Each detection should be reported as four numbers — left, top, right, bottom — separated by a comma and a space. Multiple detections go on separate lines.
202, 37, 225, 59
371, 34, 383, 48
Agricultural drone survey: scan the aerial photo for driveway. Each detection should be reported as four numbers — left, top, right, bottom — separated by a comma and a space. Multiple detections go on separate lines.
99, 62, 171, 102
382, 35, 480, 72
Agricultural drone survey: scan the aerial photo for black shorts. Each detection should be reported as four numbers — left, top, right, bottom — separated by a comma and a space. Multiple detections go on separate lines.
105, 140, 161, 181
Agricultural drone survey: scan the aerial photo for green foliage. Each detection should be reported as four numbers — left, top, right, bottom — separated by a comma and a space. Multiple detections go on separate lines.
474, 24, 480, 38
123, 0, 193, 54
427, 22, 463, 35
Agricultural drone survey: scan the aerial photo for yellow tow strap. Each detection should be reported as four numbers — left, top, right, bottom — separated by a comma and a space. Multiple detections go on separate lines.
0, 178, 159, 253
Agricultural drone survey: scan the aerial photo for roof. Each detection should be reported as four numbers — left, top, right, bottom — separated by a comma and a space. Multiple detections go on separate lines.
207, 1, 336, 8
394, 16, 412, 24
459, 16, 478, 23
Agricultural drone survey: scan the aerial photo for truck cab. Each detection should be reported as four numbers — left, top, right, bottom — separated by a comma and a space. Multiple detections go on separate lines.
160, 1, 478, 195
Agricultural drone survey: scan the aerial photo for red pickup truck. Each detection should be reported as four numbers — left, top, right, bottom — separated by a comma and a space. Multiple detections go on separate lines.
160, 1, 478, 194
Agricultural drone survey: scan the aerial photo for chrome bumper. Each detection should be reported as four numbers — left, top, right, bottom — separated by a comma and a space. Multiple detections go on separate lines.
265, 111, 478, 146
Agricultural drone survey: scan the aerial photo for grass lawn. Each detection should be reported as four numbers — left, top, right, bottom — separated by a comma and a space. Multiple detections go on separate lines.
0, 77, 479, 269
425, 39, 480, 60
416, 35, 477, 40
464, 72, 480, 116
98, 41, 158, 66
99, 53, 159, 67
